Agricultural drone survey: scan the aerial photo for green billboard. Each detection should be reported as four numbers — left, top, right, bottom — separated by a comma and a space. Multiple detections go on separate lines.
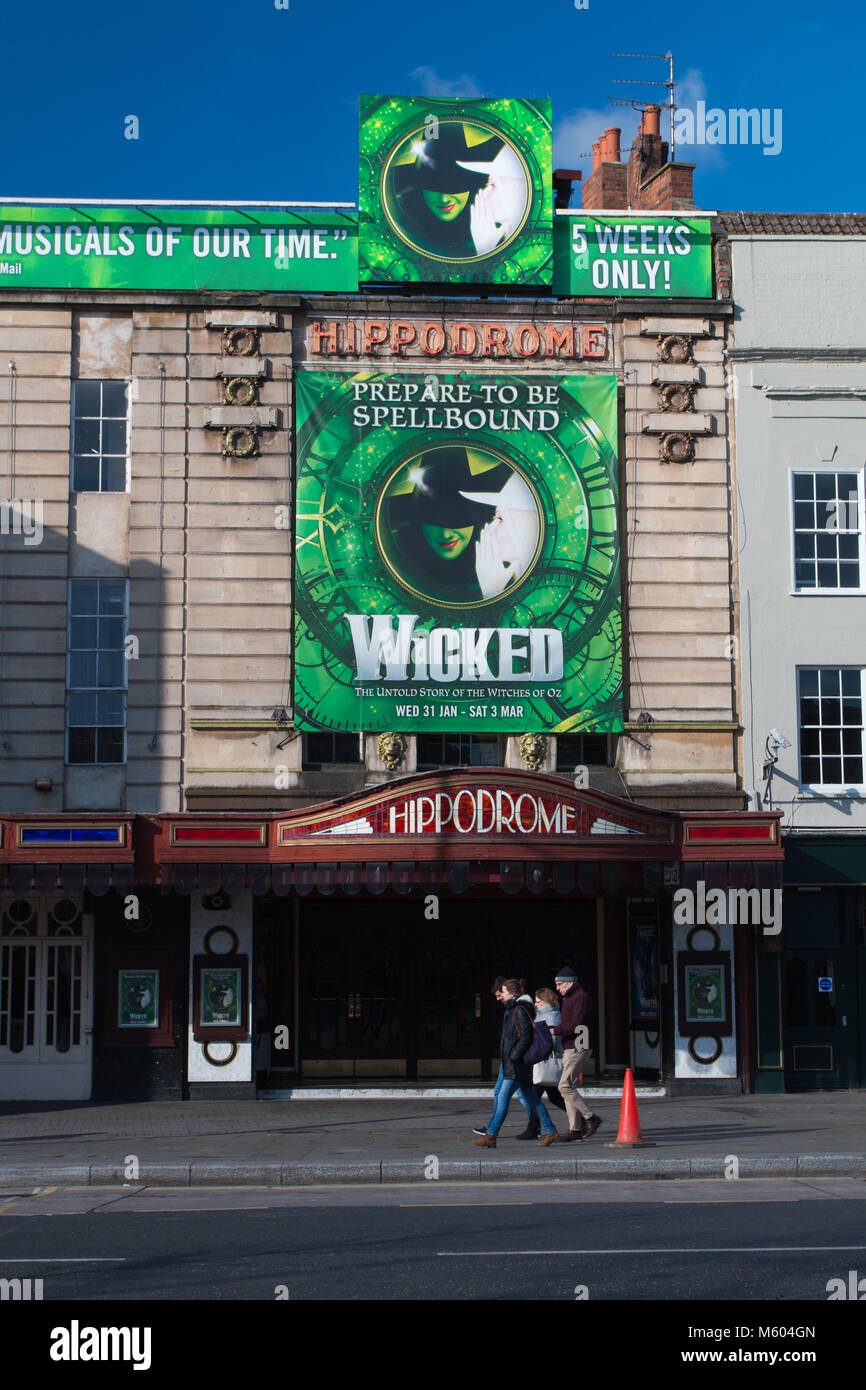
0, 206, 357, 292
553, 213, 712, 297
359, 95, 553, 287
294, 369, 622, 734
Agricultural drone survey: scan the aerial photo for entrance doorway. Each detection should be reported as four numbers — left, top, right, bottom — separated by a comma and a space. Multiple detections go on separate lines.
782, 890, 859, 1090
0, 897, 92, 1100
296, 896, 598, 1082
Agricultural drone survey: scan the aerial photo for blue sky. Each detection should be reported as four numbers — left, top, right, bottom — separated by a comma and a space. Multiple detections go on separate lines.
1, 0, 862, 213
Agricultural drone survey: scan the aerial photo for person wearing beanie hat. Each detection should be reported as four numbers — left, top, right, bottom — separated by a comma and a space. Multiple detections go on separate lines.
551, 967, 602, 1141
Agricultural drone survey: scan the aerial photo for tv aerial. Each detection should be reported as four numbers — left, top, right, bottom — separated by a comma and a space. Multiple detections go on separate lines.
608, 52, 677, 161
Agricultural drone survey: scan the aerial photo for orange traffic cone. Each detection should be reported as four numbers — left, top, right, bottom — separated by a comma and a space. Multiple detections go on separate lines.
604, 1068, 656, 1148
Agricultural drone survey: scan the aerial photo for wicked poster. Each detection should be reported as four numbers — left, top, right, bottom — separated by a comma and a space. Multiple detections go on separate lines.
293, 369, 622, 735
359, 95, 553, 286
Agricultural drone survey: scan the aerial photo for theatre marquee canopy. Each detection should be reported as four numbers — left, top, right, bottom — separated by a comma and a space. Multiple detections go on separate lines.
0, 774, 782, 898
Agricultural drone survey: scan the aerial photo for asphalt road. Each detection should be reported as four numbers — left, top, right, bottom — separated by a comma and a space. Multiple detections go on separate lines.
1, 1177, 865, 1304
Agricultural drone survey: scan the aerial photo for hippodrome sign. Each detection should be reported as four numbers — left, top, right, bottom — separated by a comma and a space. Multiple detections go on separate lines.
277, 782, 669, 841
306, 318, 609, 361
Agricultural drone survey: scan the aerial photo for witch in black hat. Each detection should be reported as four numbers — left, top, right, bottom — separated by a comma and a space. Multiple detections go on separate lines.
386, 124, 505, 259
382, 446, 511, 603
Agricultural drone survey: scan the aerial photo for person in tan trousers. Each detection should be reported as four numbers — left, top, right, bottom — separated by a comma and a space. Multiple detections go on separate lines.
550, 967, 602, 1143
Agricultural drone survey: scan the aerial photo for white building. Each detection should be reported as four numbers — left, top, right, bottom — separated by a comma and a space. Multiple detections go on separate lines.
728, 212, 866, 1091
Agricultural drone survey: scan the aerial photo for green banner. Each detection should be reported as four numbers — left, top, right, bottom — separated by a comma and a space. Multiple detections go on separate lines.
294, 369, 622, 734
359, 95, 553, 287
553, 214, 712, 297
0, 206, 357, 292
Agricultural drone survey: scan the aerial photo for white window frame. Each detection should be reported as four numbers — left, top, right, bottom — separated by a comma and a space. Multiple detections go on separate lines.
796, 665, 866, 793
789, 467, 866, 595
70, 379, 131, 494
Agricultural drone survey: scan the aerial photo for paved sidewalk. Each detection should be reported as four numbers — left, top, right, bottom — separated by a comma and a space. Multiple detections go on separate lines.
0, 1092, 864, 1185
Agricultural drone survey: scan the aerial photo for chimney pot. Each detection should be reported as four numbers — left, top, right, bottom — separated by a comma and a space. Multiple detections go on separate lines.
599, 127, 621, 164
642, 104, 661, 136
592, 140, 601, 174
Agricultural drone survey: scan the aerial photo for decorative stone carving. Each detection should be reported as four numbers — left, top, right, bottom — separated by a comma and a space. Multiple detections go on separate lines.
377, 732, 406, 771
222, 325, 259, 357
659, 431, 695, 464
658, 381, 696, 412
657, 333, 694, 365
519, 731, 546, 771
224, 376, 259, 407
223, 425, 259, 458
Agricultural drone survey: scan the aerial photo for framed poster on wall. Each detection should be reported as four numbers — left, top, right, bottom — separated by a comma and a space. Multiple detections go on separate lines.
677, 952, 733, 1037
192, 955, 248, 1043
103, 950, 175, 1047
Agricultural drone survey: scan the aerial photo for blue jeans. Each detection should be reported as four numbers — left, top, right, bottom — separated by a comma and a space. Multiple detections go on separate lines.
487, 1075, 556, 1137
495, 1063, 530, 1115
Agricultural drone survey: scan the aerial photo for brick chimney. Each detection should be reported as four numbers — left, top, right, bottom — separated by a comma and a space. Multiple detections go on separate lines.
630, 105, 696, 211
580, 104, 697, 211
581, 127, 628, 209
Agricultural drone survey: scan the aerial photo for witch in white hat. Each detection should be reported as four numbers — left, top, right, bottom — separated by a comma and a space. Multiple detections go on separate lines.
459, 471, 540, 599
456, 142, 530, 256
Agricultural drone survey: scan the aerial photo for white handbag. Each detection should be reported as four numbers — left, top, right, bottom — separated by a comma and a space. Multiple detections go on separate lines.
533, 1055, 563, 1085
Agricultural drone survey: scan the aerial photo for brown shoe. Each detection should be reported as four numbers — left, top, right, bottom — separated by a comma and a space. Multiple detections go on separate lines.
537, 1132, 558, 1147
472, 1134, 496, 1147
557, 1129, 583, 1142
583, 1116, 602, 1139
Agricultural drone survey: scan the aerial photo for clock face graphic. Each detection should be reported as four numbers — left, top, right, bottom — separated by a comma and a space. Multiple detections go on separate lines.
294, 369, 622, 735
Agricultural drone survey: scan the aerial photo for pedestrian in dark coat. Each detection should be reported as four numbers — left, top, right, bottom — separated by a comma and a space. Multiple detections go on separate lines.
472, 979, 558, 1148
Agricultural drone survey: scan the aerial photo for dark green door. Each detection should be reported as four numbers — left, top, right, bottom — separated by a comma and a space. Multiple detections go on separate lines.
783, 950, 855, 1088
781, 888, 858, 1090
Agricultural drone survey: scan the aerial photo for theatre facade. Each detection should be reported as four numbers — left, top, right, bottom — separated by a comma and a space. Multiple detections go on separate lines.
0, 98, 812, 1100
0, 775, 782, 1100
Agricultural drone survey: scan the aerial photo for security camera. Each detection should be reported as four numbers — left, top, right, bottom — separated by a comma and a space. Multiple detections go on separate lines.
769, 729, 791, 748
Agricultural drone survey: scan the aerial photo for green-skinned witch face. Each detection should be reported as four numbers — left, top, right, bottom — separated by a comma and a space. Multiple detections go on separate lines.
421, 522, 474, 558
421, 190, 471, 222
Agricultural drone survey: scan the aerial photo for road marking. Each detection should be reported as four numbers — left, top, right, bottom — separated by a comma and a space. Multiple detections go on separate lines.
400, 1202, 534, 1208
0, 1257, 126, 1263
0, 1200, 20, 1214
438, 1244, 866, 1256
111, 1206, 272, 1212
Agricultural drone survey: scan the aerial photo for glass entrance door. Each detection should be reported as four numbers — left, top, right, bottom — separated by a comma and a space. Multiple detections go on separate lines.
301, 906, 408, 1079
297, 896, 599, 1083
418, 910, 485, 1077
